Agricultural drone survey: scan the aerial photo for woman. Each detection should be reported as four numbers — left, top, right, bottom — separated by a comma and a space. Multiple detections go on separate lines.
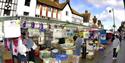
112, 35, 120, 60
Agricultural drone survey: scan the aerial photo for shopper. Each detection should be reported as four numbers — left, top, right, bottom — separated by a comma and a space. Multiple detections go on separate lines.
73, 34, 78, 41
0, 40, 4, 63
81, 42, 86, 59
74, 35, 83, 63
112, 35, 120, 60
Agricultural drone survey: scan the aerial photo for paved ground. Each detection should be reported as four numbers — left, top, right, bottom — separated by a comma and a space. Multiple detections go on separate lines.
79, 39, 125, 63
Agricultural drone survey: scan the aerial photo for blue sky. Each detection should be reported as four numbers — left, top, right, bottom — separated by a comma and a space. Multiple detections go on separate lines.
60, 0, 125, 30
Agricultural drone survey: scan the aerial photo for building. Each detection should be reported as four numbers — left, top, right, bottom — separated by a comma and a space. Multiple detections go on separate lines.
17, 0, 36, 17
0, 0, 18, 16
36, 0, 83, 23
0, 0, 36, 17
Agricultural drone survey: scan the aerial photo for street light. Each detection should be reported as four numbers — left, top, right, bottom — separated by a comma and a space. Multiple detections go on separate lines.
109, 8, 116, 33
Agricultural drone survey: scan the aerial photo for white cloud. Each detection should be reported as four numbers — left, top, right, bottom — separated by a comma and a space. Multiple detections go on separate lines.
86, 0, 124, 8
96, 7, 125, 30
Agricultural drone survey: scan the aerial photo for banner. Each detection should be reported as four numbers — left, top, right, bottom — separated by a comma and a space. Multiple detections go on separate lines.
4, 20, 21, 38
99, 30, 107, 44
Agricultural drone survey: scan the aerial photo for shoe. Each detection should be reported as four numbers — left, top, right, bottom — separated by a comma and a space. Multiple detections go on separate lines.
112, 57, 117, 60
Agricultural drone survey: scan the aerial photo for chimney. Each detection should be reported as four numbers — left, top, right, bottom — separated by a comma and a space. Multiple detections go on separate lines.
55, 0, 59, 3
50, 0, 54, 2
50, 0, 59, 3
66, 0, 70, 3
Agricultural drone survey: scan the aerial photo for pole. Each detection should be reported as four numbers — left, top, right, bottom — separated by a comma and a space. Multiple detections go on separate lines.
112, 8, 116, 33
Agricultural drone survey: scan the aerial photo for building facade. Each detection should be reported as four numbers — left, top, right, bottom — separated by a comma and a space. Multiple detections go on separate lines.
0, 0, 18, 16
36, 0, 83, 24
0, 0, 36, 17
17, 0, 36, 17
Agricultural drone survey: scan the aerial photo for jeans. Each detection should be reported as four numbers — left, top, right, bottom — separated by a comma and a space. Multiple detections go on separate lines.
0, 56, 3, 63
113, 48, 118, 58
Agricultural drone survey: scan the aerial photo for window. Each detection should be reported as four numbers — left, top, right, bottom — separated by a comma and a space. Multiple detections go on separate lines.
42, 5, 46, 10
53, 8, 56, 12
25, 0, 31, 6
24, 12, 29, 16
4, 9, 10, 16
66, 11, 68, 16
48, 7, 52, 11
5, 0, 12, 3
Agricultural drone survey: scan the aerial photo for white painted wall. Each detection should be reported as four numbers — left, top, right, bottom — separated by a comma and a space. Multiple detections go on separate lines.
17, 0, 36, 17
53, 12, 56, 18
48, 11, 52, 17
58, 11, 61, 20
42, 6, 46, 16
36, 5, 41, 15
60, 4, 72, 22
72, 14, 83, 24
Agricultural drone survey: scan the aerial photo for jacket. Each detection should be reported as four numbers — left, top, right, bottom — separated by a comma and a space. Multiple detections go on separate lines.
112, 37, 120, 48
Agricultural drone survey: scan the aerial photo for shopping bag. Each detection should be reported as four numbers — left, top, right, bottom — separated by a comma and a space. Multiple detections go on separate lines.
116, 45, 120, 52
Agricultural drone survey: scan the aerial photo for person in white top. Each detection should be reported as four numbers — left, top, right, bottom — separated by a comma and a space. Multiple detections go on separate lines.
112, 35, 120, 60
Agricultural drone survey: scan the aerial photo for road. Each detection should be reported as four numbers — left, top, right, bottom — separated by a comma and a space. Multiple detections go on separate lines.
79, 39, 125, 63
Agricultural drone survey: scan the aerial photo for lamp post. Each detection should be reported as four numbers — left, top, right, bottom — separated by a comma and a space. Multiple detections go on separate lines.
109, 8, 116, 33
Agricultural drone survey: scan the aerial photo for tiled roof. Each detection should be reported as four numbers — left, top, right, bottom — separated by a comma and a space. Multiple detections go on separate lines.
59, 2, 67, 9
71, 8, 83, 17
38, 0, 60, 9
38, 0, 83, 17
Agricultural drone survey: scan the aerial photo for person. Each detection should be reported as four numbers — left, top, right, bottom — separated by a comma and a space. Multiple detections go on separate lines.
74, 35, 83, 63
0, 40, 4, 63
73, 34, 78, 42
81, 42, 86, 59
112, 35, 120, 60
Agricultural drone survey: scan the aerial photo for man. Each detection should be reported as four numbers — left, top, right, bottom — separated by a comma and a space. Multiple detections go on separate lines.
74, 35, 84, 63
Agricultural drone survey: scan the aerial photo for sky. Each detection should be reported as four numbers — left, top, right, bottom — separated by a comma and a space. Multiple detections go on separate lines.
60, 0, 125, 30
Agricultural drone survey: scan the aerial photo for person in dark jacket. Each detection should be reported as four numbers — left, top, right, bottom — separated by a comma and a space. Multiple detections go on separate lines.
73, 34, 78, 41
81, 43, 86, 59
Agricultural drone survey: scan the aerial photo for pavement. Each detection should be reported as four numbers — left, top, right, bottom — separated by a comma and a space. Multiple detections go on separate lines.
79, 39, 125, 63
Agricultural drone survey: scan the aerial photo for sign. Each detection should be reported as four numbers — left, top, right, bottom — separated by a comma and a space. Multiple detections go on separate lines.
83, 32, 89, 39
4, 20, 21, 38
99, 30, 107, 44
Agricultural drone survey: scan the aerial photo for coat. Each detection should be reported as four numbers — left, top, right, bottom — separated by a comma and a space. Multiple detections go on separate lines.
112, 37, 120, 48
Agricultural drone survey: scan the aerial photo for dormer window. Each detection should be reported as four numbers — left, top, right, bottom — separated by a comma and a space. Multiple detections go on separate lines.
53, 8, 56, 12
48, 7, 52, 11
25, 0, 31, 6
